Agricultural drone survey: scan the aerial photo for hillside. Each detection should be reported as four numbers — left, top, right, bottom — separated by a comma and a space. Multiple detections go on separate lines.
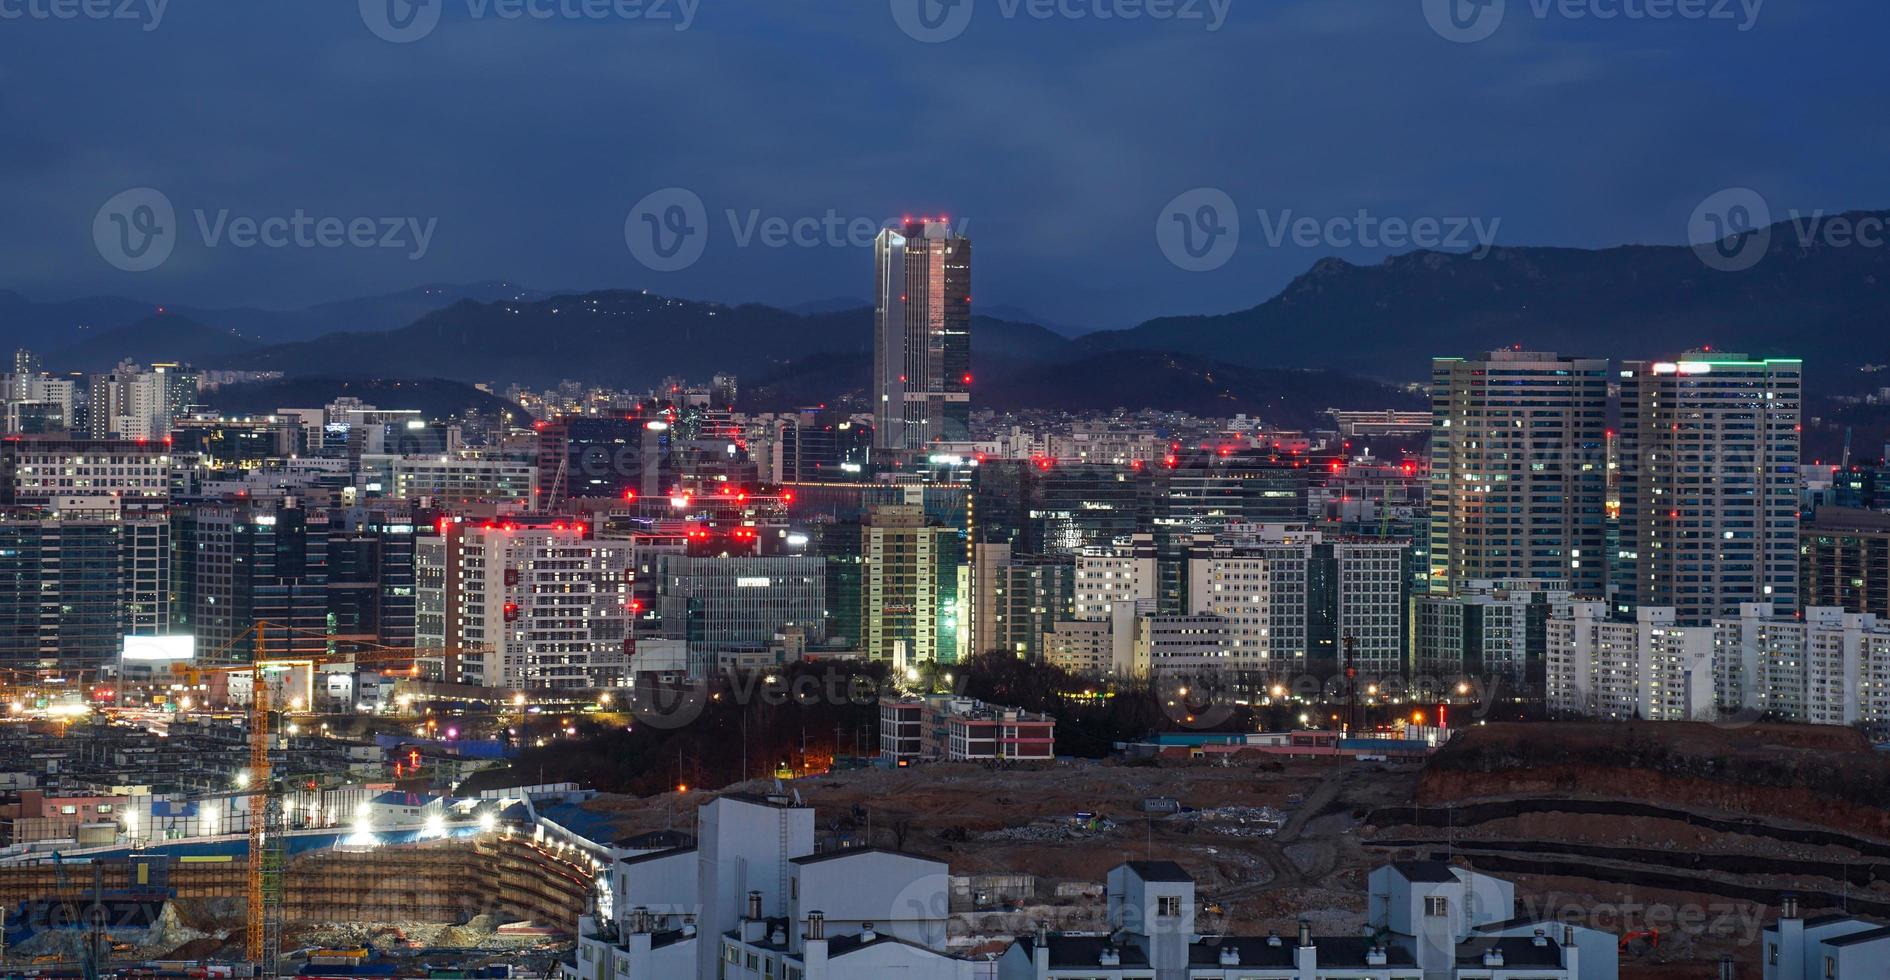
197, 377, 522, 421
1084, 210, 1890, 388
51, 312, 258, 372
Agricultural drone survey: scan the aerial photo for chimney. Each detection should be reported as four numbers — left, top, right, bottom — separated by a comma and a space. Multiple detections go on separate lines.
1297, 920, 1312, 948
1720, 954, 1737, 980
1533, 928, 1548, 947
1098, 945, 1120, 966
1482, 948, 1506, 968
1366, 946, 1387, 967
747, 890, 763, 920
803, 911, 829, 980
1218, 945, 1241, 966
1032, 921, 1049, 974
1781, 895, 1800, 921
860, 922, 877, 943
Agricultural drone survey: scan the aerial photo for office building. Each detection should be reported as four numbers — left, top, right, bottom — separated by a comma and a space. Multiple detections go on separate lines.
1429, 351, 1609, 596
655, 554, 826, 677
1619, 352, 1802, 623
873, 219, 972, 453
0, 500, 169, 669
325, 504, 419, 653
360, 452, 539, 507
0, 437, 172, 505
172, 498, 330, 660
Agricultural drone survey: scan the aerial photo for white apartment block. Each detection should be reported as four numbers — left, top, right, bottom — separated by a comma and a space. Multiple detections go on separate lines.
998, 860, 1604, 980
1547, 603, 1716, 721
1762, 899, 1890, 980
573, 794, 969, 980
1715, 603, 1890, 727
417, 521, 633, 689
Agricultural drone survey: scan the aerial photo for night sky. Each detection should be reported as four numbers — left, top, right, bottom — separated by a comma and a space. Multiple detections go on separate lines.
4, 0, 1885, 331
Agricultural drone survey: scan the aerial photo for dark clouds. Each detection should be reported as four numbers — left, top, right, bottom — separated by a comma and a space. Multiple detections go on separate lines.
2, 0, 1884, 331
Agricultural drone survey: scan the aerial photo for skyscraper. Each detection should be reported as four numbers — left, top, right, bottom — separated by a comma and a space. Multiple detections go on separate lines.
1429, 351, 1610, 596
1619, 352, 1801, 624
873, 219, 971, 454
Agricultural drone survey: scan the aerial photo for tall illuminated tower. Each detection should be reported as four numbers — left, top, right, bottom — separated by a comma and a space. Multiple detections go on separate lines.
873, 218, 971, 454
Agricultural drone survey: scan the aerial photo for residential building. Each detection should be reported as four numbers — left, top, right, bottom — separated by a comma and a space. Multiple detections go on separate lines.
0, 500, 169, 669
415, 518, 633, 688
172, 498, 330, 660
878, 695, 1055, 764
1799, 506, 1890, 619
1619, 352, 1802, 624
997, 860, 1596, 979
1762, 899, 1890, 980
861, 505, 963, 668
1714, 603, 1890, 728
1415, 580, 1573, 686
1546, 602, 1716, 721
1429, 351, 1610, 596
970, 543, 1074, 662
0, 437, 172, 505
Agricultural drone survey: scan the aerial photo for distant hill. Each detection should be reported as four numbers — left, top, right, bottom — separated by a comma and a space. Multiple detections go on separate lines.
743, 348, 1419, 429
0, 280, 548, 352
197, 376, 522, 420
51, 312, 258, 372
1082, 210, 1890, 390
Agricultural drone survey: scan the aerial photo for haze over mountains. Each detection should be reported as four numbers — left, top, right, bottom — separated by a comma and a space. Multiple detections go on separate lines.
10, 211, 1890, 414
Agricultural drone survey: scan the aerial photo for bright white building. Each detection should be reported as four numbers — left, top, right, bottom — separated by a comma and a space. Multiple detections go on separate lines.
416, 520, 633, 689
1546, 603, 1716, 721
998, 860, 1602, 979
1762, 899, 1890, 980
1715, 603, 1890, 727
574, 793, 970, 980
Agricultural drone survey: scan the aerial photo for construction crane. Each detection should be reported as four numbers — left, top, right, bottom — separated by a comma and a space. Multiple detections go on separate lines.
158, 622, 487, 977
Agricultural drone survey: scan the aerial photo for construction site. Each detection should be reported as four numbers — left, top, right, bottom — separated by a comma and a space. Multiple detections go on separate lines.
567, 720, 1890, 979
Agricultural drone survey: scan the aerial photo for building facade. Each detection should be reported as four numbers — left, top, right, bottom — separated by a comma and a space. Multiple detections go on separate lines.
873, 219, 972, 454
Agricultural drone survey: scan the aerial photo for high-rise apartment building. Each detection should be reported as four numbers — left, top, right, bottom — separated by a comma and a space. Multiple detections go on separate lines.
873, 219, 971, 454
1620, 352, 1801, 624
415, 519, 633, 689
970, 543, 1074, 662
1800, 507, 1890, 619
860, 505, 962, 667
1429, 351, 1609, 596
